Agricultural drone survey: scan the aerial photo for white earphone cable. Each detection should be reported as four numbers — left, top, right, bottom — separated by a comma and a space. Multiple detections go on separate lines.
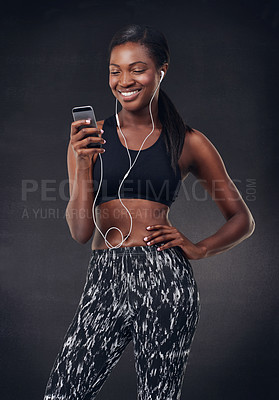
92, 71, 164, 249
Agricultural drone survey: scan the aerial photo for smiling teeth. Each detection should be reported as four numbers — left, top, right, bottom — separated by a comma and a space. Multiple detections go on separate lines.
120, 90, 139, 96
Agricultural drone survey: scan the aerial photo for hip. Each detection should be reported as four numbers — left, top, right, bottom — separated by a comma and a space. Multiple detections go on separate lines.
86, 242, 198, 297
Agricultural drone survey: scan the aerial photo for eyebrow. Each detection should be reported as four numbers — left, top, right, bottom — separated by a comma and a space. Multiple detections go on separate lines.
109, 61, 148, 67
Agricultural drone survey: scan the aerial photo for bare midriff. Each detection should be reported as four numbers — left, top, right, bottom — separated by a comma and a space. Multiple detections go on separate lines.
91, 198, 171, 250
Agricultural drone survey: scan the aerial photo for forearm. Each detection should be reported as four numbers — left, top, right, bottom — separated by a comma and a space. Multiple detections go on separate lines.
195, 211, 255, 258
66, 167, 95, 243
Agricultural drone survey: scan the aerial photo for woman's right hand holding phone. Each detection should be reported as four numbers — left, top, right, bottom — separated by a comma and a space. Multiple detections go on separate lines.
70, 119, 106, 170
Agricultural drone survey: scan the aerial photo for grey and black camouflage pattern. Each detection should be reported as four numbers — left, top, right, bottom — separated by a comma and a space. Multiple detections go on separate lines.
43, 243, 201, 400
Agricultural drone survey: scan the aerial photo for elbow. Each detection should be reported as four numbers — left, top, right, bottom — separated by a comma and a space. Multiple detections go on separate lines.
250, 216, 256, 235
67, 223, 94, 244
248, 217, 256, 237
71, 231, 93, 244
66, 213, 94, 244
242, 211, 256, 239
245, 219, 255, 239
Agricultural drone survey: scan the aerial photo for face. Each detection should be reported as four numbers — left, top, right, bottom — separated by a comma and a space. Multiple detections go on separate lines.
109, 42, 166, 111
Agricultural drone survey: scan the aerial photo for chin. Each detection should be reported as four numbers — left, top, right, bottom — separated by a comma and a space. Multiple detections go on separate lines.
115, 97, 139, 109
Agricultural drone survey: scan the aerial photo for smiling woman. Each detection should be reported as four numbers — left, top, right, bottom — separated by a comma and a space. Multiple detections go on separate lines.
109, 56, 149, 101
43, 24, 255, 400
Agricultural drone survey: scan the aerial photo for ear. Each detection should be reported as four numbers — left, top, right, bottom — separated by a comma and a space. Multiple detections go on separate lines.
160, 63, 168, 79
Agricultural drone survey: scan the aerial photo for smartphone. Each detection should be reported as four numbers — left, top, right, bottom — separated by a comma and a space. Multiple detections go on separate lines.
72, 105, 102, 149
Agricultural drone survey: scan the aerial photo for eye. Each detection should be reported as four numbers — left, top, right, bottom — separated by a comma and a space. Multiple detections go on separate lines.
109, 69, 146, 76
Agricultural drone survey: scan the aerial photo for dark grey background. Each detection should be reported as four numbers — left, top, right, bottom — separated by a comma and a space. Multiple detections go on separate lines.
1, 0, 278, 399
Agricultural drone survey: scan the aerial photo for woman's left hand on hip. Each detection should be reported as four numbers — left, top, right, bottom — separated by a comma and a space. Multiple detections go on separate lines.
144, 224, 207, 260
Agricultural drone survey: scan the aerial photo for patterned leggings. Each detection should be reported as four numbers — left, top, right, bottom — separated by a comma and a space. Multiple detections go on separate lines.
43, 243, 201, 400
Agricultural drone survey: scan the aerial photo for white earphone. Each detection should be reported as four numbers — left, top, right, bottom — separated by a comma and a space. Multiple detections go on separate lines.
92, 70, 165, 249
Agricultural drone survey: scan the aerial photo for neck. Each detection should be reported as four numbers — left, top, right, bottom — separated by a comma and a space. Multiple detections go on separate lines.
117, 100, 161, 129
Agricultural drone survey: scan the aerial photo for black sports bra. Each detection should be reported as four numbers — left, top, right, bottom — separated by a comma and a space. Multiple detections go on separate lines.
92, 115, 182, 208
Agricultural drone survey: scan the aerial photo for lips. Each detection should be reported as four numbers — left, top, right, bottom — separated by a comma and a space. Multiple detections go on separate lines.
117, 88, 142, 101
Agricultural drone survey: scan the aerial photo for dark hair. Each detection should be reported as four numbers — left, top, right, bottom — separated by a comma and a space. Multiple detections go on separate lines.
107, 24, 194, 175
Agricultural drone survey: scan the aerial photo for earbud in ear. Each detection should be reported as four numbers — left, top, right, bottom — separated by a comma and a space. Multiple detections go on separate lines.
160, 71, 164, 80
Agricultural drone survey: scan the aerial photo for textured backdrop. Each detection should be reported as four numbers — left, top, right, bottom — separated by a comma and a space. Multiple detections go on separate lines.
1, 0, 278, 399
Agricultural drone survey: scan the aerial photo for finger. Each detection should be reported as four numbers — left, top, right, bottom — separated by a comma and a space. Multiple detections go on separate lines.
78, 135, 106, 149
145, 232, 174, 246
77, 127, 104, 138
157, 240, 179, 251
75, 147, 105, 156
72, 127, 104, 141
71, 130, 103, 147
144, 228, 173, 242
146, 224, 174, 231
71, 119, 92, 135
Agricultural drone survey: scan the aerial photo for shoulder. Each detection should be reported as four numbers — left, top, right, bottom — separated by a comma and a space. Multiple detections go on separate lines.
97, 120, 105, 129
179, 127, 216, 177
183, 127, 225, 174
185, 127, 213, 151
96, 115, 117, 130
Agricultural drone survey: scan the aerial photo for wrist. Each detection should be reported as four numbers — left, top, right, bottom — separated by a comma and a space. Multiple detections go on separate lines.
76, 164, 92, 172
75, 166, 93, 180
195, 242, 208, 259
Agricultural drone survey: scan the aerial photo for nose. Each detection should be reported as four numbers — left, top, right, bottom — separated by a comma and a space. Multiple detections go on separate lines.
119, 71, 134, 87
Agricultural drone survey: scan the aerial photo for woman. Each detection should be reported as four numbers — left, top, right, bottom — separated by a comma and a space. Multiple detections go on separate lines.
43, 25, 255, 400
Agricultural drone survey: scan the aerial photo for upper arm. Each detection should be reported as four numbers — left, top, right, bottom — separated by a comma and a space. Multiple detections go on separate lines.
187, 129, 249, 221
67, 119, 104, 199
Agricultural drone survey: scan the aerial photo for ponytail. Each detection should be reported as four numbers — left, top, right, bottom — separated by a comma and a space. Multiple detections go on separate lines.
158, 89, 194, 175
